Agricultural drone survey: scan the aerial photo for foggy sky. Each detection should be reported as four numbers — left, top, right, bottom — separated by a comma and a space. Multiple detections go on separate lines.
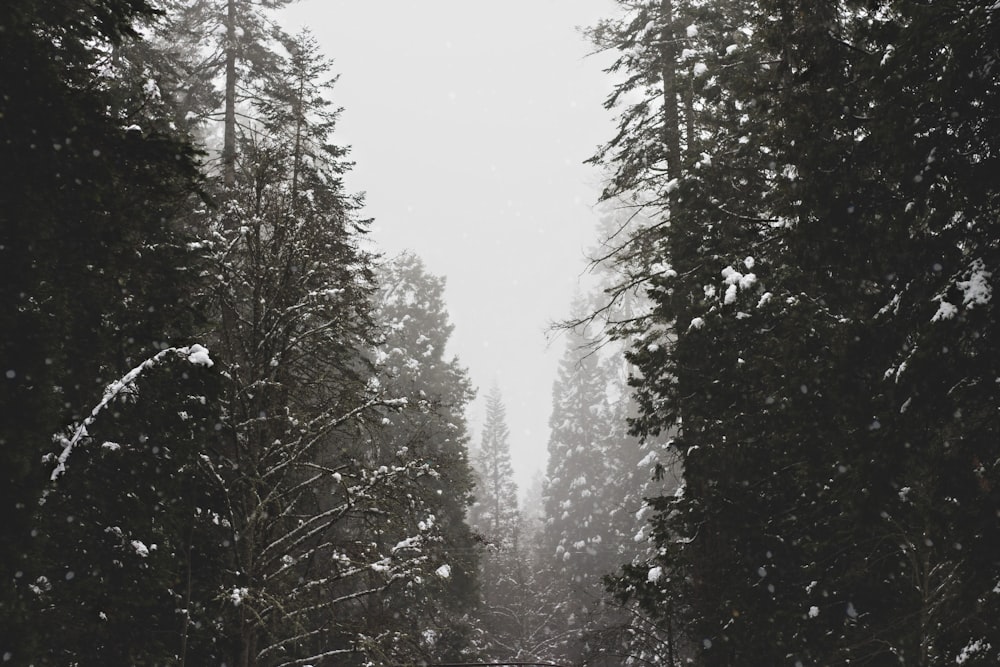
281, 0, 618, 490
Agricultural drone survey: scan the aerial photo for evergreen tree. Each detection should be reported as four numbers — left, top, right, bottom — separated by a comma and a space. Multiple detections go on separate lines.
0, 0, 208, 660
543, 290, 681, 667
365, 252, 480, 663
2, 3, 495, 664
468, 385, 528, 660
469, 386, 521, 550
191, 28, 417, 665
588, 0, 1000, 665
218, 0, 299, 185
132, 0, 299, 182
539, 316, 619, 665
29, 347, 229, 665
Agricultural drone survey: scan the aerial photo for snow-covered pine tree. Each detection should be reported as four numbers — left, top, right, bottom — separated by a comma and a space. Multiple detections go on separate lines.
551, 204, 687, 666
363, 252, 480, 664
539, 311, 620, 665
0, 0, 210, 660
468, 385, 530, 659
588, 0, 1000, 664
29, 347, 229, 665
542, 285, 682, 666
599, 347, 684, 667
190, 30, 450, 666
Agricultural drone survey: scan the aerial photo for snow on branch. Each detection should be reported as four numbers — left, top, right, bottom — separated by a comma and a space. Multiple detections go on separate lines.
48, 344, 215, 482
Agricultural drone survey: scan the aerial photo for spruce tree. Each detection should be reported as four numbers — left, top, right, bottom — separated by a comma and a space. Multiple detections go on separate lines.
588, 0, 1000, 664
30, 347, 228, 666
0, 0, 208, 660
539, 315, 620, 665
468, 385, 527, 659
366, 252, 480, 663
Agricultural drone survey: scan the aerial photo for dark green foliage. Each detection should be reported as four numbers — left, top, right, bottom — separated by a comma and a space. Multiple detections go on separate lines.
29, 349, 229, 665
369, 253, 480, 663
1, 1, 485, 664
590, 0, 1000, 665
1, 0, 207, 659
468, 386, 531, 659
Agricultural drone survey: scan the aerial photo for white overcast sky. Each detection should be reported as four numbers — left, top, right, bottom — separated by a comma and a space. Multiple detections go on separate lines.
281, 0, 619, 489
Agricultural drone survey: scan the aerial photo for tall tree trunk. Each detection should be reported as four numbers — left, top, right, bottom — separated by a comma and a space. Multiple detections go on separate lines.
684, 72, 695, 161
659, 0, 680, 180
666, 599, 676, 667
290, 74, 305, 204
223, 0, 237, 187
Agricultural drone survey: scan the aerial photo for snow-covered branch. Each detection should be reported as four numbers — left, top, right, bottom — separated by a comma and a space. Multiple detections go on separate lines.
48, 344, 215, 483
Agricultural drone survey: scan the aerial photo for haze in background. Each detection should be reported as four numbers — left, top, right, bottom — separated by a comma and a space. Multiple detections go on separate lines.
281, 1, 618, 489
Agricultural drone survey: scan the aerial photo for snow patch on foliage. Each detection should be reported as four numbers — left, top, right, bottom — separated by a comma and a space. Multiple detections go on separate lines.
932, 300, 958, 321
131, 540, 150, 558
933, 259, 993, 322
720, 265, 758, 305
650, 262, 677, 278
392, 537, 419, 553
956, 639, 990, 664
186, 344, 214, 367
230, 587, 249, 606
957, 259, 992, 307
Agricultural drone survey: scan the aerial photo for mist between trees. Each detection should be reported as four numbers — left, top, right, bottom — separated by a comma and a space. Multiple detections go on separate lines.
2, 0, 1000, 666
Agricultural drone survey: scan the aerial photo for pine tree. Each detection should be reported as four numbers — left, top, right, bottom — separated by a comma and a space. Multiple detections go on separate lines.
190, 28, 409, 665
29, 347, 229, 666
588, 0, 1000, 665
469, 386, 521, 550
2, 3, 495, 664
543, 289, 681, 666
133, 0, 299, 182
365, 252, 480, 663
218, 0, 299, 186
539, 316, 619, 665
468, 385, 528, 660
0, 0, 209, 660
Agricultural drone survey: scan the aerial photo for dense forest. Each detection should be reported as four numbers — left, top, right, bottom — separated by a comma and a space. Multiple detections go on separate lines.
2, 0, 999, 666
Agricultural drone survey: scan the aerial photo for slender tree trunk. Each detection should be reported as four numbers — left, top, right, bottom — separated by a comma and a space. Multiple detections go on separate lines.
659, 0, 680, 179
666, 600, 676, 667
239, 623, 254, 667
291, 75, 305, 204
684, 71, 695, 161
223, 0, 238, 187
178, 523, 195, 667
